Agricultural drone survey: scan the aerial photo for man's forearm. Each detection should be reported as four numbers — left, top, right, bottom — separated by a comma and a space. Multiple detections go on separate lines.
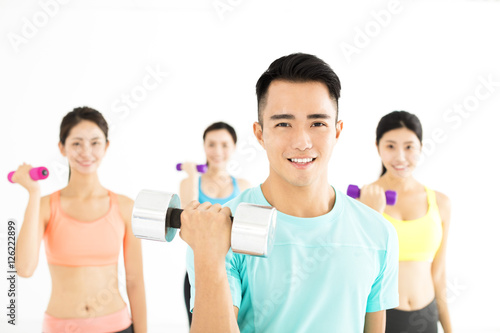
364, 311, 386, 333
191, 254, 239, 333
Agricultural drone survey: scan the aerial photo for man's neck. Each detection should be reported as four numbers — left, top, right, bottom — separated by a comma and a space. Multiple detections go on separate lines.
260, 175, 335, 218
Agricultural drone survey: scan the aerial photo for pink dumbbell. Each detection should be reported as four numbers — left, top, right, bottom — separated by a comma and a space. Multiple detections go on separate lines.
347, 184, 397, 205
176, 163, 207, 173
8, 167, 49, 183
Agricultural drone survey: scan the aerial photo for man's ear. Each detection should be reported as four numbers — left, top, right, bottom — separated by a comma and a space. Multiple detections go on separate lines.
335, 120, 343, 139
253, 122, 265, 149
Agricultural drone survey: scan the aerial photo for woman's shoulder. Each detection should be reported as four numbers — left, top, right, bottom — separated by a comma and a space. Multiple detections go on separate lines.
434, 190, 450, 208
41, 193, 52, 203
428, 188, 451, 222
427, 188, 450, 206
113, 192, 134, 208
236, 178, 252, 191
40, 193, 52, 209
112, 192, 134, 223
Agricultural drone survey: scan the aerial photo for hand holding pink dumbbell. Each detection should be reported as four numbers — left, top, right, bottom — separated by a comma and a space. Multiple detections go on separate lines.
8, 166, 49, 183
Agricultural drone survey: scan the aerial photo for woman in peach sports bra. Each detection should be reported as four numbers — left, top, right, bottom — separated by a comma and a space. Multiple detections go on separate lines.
358, 111, 452, 333
13, 107, 146, 333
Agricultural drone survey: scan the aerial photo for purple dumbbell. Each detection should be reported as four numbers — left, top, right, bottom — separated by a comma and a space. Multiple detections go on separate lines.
176, 163, 207, 173
8, 167, 49, 183
347, 184, 397, 206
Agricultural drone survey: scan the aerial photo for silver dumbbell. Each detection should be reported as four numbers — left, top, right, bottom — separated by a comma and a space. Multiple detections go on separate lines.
132, 189, 277, 258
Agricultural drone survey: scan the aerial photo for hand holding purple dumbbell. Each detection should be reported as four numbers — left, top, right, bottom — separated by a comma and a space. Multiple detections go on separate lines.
176, 163, 207, 173
347, 184, 397, 206
8, 166, 49, 183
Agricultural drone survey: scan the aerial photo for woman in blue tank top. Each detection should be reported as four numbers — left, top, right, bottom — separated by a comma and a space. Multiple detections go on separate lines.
178, 121, 251, 327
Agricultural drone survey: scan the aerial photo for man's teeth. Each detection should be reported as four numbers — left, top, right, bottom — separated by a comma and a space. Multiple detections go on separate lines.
290, 158, 313, 163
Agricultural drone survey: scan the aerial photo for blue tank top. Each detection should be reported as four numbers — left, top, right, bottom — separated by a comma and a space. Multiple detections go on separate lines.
198, 176, 240, 205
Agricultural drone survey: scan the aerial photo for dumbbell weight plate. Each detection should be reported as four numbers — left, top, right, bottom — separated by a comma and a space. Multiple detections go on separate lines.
231, 203, 277, 258
132, 190, 180, 242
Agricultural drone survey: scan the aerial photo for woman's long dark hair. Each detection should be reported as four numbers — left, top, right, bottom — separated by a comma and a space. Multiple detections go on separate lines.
376, 111, 422, 177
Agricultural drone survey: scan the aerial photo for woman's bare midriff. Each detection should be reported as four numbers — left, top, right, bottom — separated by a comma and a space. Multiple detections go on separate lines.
46, 264, 126, 318
397, 261, 435, 311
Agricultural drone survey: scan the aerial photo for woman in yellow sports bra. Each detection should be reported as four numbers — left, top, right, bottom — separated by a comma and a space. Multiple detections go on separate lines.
358, 111, 452, 333
13, 107, 147, 333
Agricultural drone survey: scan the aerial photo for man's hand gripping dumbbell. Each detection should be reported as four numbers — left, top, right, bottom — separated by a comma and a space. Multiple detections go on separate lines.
131, 190, 277, 257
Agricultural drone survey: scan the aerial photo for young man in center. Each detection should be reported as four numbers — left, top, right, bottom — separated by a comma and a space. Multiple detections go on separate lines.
180, 53, 399, 332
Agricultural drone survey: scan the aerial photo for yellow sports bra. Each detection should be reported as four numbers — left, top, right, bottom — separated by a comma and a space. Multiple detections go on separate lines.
383, 187, 443, 262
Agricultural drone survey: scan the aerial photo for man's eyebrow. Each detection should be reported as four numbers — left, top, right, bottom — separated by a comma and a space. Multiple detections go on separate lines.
269, 113, 332, 120
269, 114, 295, 120
307, 114, 331, 119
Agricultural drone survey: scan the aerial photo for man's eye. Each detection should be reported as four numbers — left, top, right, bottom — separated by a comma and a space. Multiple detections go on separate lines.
276, 123, 290, 127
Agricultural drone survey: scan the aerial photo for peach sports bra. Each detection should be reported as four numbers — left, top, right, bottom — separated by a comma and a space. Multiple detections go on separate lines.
43, 190, 125, 266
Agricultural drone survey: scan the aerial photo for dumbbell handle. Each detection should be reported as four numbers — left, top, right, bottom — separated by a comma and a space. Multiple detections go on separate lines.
166, 207, 234, 229
176, 163, 207, 173
8, 167, 49, 183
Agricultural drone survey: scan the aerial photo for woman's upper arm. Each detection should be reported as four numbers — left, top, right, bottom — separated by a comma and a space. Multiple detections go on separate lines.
117, 195, 144, 278
16, 194, 50, 277
118, 194, 136, 243
436, 191, 451, 226
180, 177, 198, 207
179, 178, 188, 203
39, 194, 51, 240
435, 191, 451, 244
432, 191, 451, 275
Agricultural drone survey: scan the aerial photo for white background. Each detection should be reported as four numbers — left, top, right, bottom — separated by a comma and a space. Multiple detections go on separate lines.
1, 0, 499, 332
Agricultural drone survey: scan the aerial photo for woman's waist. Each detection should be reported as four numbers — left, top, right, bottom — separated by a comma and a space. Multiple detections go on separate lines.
43, 305, 131, 332
46, 292, 126, 319
47, 263, 125, 317
397, 261, 435, 310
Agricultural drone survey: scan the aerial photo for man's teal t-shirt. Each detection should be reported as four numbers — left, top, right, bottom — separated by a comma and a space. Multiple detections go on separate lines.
186, 186, 399, 332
